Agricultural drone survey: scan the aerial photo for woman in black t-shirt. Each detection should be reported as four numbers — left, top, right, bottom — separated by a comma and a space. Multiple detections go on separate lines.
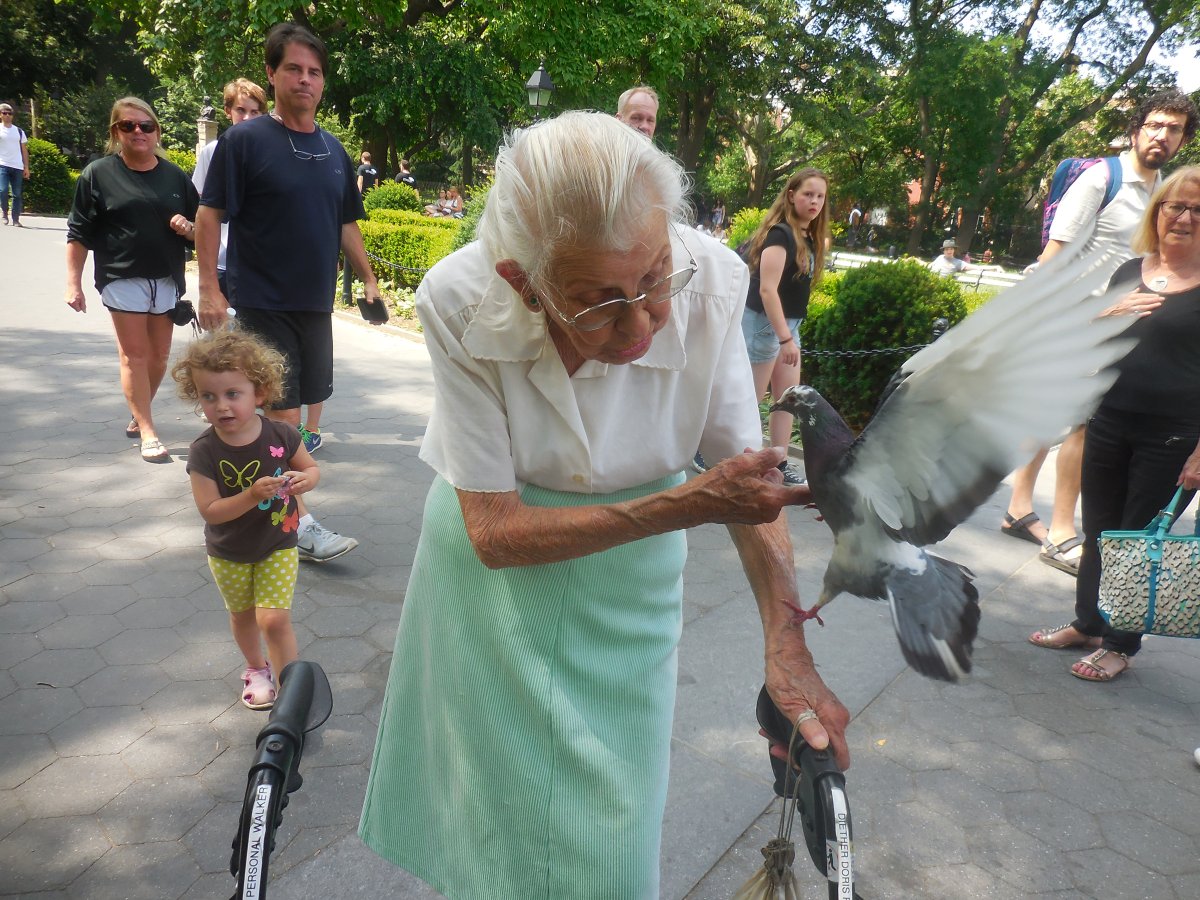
740, 169, 830, 484
64, 96, 199, 463
1030, 166, 1200, 683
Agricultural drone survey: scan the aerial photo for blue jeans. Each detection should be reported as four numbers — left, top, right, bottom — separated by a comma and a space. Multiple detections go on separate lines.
0, 166, 23, 222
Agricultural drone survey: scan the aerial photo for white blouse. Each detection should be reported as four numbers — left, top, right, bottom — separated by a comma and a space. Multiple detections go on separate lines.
416, 229, 763, 494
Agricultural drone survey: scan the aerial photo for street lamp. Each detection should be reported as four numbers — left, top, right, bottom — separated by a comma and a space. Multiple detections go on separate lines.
525, 62, 555, 119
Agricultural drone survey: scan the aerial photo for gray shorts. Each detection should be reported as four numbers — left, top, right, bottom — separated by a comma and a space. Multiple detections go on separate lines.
101, 277, 179, 315
741, 307, 803, 364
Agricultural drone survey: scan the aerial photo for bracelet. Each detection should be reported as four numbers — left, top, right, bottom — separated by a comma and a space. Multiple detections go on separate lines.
778, 336, 794, 344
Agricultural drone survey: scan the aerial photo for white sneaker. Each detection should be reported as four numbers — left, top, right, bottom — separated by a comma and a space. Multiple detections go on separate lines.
1194, 747, 1200, 768
296, 521, 358, 562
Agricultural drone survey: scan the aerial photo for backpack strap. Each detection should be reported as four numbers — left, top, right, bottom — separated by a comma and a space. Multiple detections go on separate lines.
1099, 156, 1122, 212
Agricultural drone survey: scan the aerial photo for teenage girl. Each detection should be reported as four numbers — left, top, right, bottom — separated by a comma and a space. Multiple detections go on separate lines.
742, 168, 830, 484
172, 331, 319, 709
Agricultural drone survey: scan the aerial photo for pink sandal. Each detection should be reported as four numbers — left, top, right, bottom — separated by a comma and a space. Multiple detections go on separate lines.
241, 664, 276, 710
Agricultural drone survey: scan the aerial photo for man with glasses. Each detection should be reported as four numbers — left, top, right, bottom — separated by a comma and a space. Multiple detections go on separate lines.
196, 22, 383, 563
1002, 88, 1197, 576
0, 103, 30, 227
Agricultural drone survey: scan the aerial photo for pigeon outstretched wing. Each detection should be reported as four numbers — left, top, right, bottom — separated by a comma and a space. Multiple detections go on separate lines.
843, 245, 1137, 546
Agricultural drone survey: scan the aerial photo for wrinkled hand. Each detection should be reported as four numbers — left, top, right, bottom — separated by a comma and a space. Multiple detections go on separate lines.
1102, 289, 1163, 318
1179, 446, 1200, 490
764, 626, 851, 770
691, 447, 812, 525
250, 475, 288, 502
198, 283, 230, 331
65, 287, 87, 313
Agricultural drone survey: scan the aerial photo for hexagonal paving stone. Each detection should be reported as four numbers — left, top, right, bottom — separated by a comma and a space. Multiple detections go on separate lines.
98, 627, 185, 665
1036, 758, 1133, 815
0, 560, 32, 588
64, 506, 133, 530
131, 568, 207, 601
37, 613, 125, 650
0, 571, 86, 602
143, 679, 236, 726
57, 583, 138, 616
79, 558, 153, 587
11, 647, 104, 689
0, 599, 64, 633
0, 537, 51, 564
322, 672, 379, 717
299, 637, 379, 674
0, 815, 111, 894
116, 596, 197, 630
1000, 790, 1103, 851
181, 800, 242, 874
49, 705, 154, 756
75, 663, 170, 707
304, 715, 376, 767
159, 641, 244, 682
175, 608, 233, 644
27, 547, 105, 575
66, 840, 203, 900
92, 537, 162, 561
303, 605, 376, 638
1097, 809, 1197, 876
1066, 846, 1177, 898
45, 527, 118, 551
120, 723, 223, 778
0, 632, 43, 668
0, 686, 83, 735
0, 734, 58, 789
0, 791, 27, 841
99, 776, 217, 844
198, 747, 259, 804
15, 754, 133, 817
0, 668, 14, 699
284, 763, 369, 827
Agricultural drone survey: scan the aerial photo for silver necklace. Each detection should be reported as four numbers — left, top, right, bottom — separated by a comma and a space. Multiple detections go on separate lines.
1149, 274, 1169, 292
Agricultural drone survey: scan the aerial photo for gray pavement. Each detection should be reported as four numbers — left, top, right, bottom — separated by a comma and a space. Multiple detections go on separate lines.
2, 214, 1200, 900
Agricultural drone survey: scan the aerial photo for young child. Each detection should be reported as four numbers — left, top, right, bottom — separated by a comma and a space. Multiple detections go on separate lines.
172, 331, 319, 710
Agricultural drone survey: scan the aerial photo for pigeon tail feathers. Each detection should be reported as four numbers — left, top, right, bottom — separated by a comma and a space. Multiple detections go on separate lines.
886, 553, 980, 682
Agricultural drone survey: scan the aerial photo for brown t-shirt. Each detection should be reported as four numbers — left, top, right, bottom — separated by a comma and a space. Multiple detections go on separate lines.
186, 417, 302, 563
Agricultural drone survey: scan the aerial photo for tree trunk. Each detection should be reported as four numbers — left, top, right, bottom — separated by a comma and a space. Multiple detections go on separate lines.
461, 142, 473, 187
675, 81, 716, 174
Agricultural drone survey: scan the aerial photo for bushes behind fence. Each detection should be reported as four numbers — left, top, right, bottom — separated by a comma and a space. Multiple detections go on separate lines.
363, 181, 422, 214
24, 138, 75, 214
368, 208, 458, 229
801, 260, 966, 431
359, 219, 457, 287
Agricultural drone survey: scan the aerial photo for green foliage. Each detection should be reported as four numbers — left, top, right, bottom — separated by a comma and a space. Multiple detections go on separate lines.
38, 77, 136, 167
163, 148, 195, 175
23, 138, 74, 214
359, 220, 457, 288
449, 180, 491, 252
363, 181, 422, 215
726, 207, 766, 249
803, 260, 966, 431
369, 208, 458, 229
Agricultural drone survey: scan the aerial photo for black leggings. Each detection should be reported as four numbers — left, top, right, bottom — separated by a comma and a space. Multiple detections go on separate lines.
1073, 405, 1199, 655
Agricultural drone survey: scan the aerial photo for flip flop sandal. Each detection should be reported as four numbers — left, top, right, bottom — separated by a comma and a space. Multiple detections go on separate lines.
125, 420, 141, 439
1028, 623, 1102, 650
241, 665, 276, 710
139, 438, 170, 463
1070, 648, 1129, 682
1001, 512, 1044, 545
1040, 535, 1083, 575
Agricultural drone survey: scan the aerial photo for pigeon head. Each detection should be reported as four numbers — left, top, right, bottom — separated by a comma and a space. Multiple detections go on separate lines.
771, 385, 855, 482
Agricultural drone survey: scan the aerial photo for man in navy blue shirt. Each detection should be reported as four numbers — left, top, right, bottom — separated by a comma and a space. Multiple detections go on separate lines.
196, 22, 385, 562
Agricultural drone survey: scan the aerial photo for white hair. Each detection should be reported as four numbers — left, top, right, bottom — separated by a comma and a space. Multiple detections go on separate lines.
477, 110, 690, 299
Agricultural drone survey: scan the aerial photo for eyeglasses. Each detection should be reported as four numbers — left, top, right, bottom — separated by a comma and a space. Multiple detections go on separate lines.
1160, 201, 1200, 219
0, 110, 13, 116
115, 120, 158, 134
1141, 121, 1185, 138
283, 125, 331, 161
542, 226, 699, 332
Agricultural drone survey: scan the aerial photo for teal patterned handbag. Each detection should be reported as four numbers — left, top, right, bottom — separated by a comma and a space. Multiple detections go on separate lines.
1098, 487, 1200, 637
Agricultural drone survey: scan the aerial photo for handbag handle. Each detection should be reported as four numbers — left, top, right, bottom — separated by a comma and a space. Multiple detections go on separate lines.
1149, 486, 1193, 539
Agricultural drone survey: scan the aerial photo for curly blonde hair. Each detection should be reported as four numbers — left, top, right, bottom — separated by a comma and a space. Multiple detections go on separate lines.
172, 329, 286, 407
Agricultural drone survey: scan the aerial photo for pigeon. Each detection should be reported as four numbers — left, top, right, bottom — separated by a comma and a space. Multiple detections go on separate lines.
770, 243, 1137, 682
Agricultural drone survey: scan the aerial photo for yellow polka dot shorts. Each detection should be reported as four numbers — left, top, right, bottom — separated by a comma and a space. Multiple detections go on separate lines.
208, 547, 299, 613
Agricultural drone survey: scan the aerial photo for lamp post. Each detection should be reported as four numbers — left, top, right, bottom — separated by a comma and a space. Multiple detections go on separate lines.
525, 62, 555, 121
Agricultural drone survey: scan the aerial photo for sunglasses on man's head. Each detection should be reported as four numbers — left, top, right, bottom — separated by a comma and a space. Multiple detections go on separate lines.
115, 120, 157, 134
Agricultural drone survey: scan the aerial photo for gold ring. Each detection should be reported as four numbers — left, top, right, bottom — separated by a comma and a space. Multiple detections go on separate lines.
795, 709, 819, 725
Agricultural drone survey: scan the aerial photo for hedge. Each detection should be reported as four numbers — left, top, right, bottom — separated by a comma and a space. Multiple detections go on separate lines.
163, 148, 196, 176
369, 208, 458, 229
449, 180, 490, 252
801, 260, 966, 431
726, 207, 766, 250
363, 181, 422, 214
359, 219, 457, 287
23, 138, 75, 214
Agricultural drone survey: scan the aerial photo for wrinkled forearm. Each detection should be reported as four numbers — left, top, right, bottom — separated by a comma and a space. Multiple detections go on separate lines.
727, 516, 804, 640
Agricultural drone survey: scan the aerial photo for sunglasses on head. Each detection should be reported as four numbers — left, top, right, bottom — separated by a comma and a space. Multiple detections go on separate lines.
115, 120, 157, 134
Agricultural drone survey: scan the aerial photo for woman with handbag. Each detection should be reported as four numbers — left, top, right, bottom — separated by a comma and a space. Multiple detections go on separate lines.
65, 97, 199, 463
1029, 165, 1200, 681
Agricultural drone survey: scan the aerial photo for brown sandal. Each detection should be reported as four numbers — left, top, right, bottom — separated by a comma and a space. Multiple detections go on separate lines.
1028, 623, 1102, 651
1071, 648, 1129, 682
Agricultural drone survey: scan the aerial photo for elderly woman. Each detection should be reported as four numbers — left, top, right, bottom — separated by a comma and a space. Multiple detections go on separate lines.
1030, 166, 1200, 681
359, 112, 849, 899
65, 97, 198, 462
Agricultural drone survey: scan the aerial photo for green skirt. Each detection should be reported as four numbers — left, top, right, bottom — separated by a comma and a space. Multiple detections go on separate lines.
360, 473, 687, 900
